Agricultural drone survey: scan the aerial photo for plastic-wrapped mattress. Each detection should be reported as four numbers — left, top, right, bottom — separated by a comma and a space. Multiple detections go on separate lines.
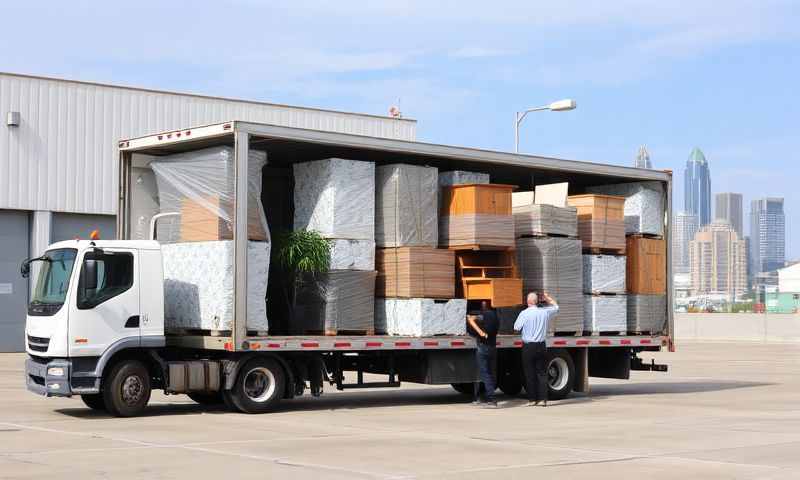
584, 295, 627, 333
295, 270, 377, 334
627, 294, 667, 333
375, 298, 467, 336
162, 240, 270, 332
583, 254, 626, 294
376, 164, 438, 248
516, 237, 584, 333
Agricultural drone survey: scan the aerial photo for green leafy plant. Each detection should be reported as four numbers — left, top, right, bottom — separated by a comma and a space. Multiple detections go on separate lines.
274, 230, 331, 325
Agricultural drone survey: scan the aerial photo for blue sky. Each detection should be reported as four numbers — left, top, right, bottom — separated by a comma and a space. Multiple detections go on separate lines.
2, 1, 798, 256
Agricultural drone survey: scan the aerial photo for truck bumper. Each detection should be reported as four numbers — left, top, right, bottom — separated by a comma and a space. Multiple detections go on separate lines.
25, 357, 75, 397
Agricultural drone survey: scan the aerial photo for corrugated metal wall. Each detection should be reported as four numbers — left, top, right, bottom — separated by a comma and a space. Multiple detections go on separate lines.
0, 73, 416, 215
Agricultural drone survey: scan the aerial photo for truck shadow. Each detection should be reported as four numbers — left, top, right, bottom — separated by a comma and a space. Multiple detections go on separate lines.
53, 379, 772, 418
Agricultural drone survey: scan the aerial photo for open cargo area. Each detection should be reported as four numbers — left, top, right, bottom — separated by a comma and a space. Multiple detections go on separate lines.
118, 121, 673, 351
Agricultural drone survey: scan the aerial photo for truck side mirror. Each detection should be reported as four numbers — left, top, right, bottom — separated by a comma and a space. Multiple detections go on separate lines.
82, 259, 99, 291
20, 259, 31, 278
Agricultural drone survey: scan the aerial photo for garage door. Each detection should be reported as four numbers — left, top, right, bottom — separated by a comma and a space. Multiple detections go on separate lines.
52, 213, 116, 242
0, 211, 30, 352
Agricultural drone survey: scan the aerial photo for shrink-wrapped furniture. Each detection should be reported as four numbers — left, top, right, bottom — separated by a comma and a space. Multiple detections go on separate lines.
293, 158, 375, 240
162, 240, 270, 332
626, 236, 666, 294
376, 247, 455, 298
440, 184, 515, 249
627, 294, 667, 333
438, 170, 490, 186
584, 295, 627, 333
583, 255, 626, 294
456, 251, 523, 307
516, 237, 584, 333
586, 181, 665, 236
376, 164, 438, 248
329, 239, 376, 271
295, 270, 377, 334
513, 203, 578, 238
375, 298, 467, 336
567, 194, 626, 252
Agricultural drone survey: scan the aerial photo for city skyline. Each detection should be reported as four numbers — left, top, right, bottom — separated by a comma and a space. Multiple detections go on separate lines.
689, 219, 747, 298
715, 192, 744, 239
750, 197, 786, 275
684, 147, 712, 226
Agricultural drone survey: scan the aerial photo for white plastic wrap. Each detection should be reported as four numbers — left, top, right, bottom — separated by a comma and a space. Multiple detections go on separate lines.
375, 298, 467, 336
582, 255, 626, 294
150, 146, 269, 243
328, 239, 375, 270
587, 181, 665, 236
513, 204, 578, 238
516, 237, 584, 333
162, 240, 270, 332
295, 270, 377, 333
376, 164, 438, 248
293, 158, 375, 240
438, 170, 490, 186
584, 295, 627, 333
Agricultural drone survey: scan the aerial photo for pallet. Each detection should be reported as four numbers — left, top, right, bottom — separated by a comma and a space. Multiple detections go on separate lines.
303, 329, 375, 336
447, 244, 515, 251
630, 330, 661, 336
552, 330, 584, 337
626, 233, 663, 240
583, 247, 625, 255
591, 331, 628, 336
517, 233, 578, 240
586, 291, 625, 296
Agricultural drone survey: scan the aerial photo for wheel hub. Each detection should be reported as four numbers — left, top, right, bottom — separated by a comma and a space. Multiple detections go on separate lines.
121, 375, 144, 406
548, 357, 569, 390
243, 367, 276, 403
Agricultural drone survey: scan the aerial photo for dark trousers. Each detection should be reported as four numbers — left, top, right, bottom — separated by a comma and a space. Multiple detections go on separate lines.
521, 342, 548, 402
474, 343, 497, 402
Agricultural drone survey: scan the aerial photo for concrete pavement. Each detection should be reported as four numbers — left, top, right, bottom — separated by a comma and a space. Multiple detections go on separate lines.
1, 342, 799, 479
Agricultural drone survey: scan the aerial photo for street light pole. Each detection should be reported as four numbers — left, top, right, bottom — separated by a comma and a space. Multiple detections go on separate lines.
514, 99, 577, 153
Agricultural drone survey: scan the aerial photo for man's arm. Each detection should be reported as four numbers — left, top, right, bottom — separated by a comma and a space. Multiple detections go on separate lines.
513, 311, 526, 332
543, 291, 558, 307
468, 315, 488, 339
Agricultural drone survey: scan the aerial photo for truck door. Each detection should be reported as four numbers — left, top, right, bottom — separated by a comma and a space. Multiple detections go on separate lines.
68, 248, 139, 357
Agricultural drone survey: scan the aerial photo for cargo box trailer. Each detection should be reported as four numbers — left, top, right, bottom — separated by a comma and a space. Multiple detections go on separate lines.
23, 121, 673, 416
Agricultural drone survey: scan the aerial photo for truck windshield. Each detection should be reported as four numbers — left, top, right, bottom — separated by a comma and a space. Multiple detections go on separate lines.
29, 248, 77, 315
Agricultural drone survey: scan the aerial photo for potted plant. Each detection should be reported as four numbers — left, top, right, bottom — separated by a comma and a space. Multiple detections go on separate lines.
274, 230, 331, 328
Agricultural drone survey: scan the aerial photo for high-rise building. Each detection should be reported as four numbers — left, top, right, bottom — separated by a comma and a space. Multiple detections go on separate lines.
689, 220, 747, 298
715, 192, 743, 238
750, 197, 786, 274
673, 211, 699, 274
635, 145, 652, 169
684, 147, 711, 226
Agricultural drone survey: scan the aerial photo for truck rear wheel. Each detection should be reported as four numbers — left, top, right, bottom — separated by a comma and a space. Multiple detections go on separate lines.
80, 394, 106, 411
102, 360, 151, 417
229, 358, 285, 414
546, 349, 575, 400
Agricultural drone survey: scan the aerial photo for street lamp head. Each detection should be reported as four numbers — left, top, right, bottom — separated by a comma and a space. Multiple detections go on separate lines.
549, 99, 576, 111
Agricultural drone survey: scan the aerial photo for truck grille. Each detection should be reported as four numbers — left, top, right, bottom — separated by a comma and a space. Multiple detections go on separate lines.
27, 335, 50, 352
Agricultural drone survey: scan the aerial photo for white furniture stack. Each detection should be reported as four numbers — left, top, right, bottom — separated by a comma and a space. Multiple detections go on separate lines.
582, 254, 627, 333
375, 298, 467, 336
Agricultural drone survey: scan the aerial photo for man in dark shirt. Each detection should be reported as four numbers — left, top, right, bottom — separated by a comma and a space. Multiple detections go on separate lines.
467, 301, 499, 408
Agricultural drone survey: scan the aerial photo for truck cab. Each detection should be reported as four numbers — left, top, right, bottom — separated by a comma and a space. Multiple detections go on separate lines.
23, 239, 165, 413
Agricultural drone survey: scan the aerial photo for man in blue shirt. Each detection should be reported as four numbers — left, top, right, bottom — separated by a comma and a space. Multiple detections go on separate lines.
514, 291, 559, 407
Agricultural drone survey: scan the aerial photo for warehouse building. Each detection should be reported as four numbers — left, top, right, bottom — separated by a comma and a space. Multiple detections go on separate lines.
0, 71, 416, 352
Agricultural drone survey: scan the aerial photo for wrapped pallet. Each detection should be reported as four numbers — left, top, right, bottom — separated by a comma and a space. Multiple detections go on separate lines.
586, 181, 665, 236
438, 170, 490, 186
584, 295, 627, 333
295, 270, 377, 334
440, 184, 515, 248
293, 158, 375, 241
627, 294, 667, 333
162, 240, 270, 332
376, 247, 454, 298
583, 255, 626, 294
329, 239, 376, 271
516, 237, 584, 333
513, 203, 578, 238
376, 164, 438, 248
627, 236, 666, 294
375, 298, 467, 336
567, 194, 626, 252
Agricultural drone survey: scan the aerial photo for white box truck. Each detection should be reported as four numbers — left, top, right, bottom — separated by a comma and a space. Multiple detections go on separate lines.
23, 121, 672, 417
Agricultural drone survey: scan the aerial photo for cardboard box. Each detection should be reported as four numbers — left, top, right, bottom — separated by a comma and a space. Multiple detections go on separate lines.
568, 194, 626, 251
180, 195, 268, 242
626, 236, 666, 294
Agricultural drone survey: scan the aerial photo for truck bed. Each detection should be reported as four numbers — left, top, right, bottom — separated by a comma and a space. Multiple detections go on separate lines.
167, 333, 669, 352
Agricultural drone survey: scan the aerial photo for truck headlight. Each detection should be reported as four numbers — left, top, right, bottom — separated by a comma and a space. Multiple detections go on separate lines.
47, 367, 65, 377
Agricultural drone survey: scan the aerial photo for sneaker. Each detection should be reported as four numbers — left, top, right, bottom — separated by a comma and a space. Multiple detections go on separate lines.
483, 401, 498, 409
526, 401, 539, 407
472, 399, 483, 405
540, 400, 548, 407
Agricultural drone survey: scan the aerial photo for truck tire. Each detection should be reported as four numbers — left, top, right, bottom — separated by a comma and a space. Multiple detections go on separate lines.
102, 359, 151, 417
187, 392, 223, 405
229, 358, 285, 414
80, 394, 106, 411
546, 349, 575, 400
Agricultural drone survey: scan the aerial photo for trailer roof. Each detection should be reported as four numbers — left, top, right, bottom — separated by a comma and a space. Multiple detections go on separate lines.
120, 121, 672, 185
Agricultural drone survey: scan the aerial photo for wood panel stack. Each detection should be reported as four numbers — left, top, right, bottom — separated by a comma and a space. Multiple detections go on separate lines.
567, 194, 626, 253
439, 184, 515, 249
626, 235, 667, 334
376, 247, 455, 299
456, 251, 523, 308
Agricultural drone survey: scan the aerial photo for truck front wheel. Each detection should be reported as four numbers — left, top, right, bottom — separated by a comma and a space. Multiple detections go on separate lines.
229, 358, 285, 414
102, 360, 152, 417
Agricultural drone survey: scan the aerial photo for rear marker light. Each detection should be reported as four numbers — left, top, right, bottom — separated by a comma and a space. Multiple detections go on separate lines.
552, 340, 567, 346
640, 339, 652, 344
334, 342, 351, 348
620, 339, 631, 345
424, 341, 438, 347
301, 342, 319, 348
451, 341, 465, 347
576, 340, 590, 346
513, 341, 523, 347
395, 341, 411, 347
366, 342, 382, 347
267, 343, 281, 349
185, 130, 191, 135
